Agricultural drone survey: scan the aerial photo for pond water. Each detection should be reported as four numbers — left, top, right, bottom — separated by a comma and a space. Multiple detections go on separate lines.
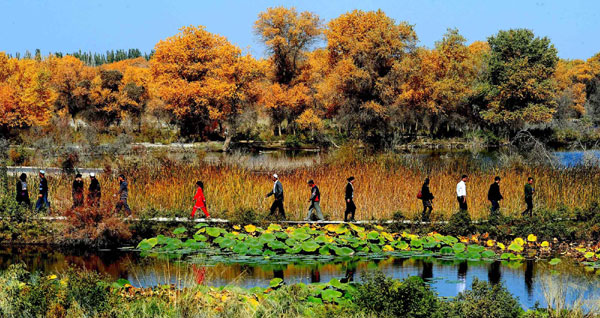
0, 246, 597, 310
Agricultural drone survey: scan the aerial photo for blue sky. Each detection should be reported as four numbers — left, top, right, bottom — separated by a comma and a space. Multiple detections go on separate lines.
1, 0, 599, 60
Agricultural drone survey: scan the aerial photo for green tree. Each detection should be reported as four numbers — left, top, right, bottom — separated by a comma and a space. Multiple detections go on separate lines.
481, 29, 558, 132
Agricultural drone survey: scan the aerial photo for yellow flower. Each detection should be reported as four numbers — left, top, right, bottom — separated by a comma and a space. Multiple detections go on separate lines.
541, 241, 550, 248
514, 237, 525, 246
527, 234, 537, 242
244, 224, 257, 233
497, 242, 506, 250
233, 225, 241, 230
47, 274, 57, 280
486, 240, 495, 247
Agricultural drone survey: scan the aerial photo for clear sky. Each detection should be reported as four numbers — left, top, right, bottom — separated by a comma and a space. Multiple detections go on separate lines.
1, 0, 599, 60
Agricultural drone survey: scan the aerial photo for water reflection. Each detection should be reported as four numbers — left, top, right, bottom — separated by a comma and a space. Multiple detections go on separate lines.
0, 246, 598, 310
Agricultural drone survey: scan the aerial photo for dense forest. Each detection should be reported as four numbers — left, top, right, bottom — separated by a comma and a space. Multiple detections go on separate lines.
1, 7, 600, 149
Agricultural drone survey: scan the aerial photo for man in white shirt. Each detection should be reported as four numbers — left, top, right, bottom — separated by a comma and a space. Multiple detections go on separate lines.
456, 175, 468, 211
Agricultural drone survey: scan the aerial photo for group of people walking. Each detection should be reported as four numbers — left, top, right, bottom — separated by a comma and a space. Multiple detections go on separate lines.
419, 174, 536, 221
15, 170, 130, 215
15, 170, 536, 221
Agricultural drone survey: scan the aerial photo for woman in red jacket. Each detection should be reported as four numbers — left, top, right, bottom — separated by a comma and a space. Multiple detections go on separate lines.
191, 181, 210, 218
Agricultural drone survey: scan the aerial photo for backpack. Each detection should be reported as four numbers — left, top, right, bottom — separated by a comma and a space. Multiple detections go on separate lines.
417, 190, 423, 199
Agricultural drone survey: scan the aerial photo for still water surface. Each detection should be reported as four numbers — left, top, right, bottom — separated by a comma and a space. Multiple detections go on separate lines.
0, 246, 596, 310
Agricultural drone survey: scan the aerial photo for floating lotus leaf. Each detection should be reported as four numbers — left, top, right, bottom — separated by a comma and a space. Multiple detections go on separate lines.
173, 227, 187, 235
268, 240, 287, 250
443, 236, 459, 245
206, 227, 222, 237
440, 247, 453, 255
319, 246, 331, 255
244, 224, 257, 233
396, 241, 409, 250
514, 237, 525, 246
410, 239, 423, 248
367, 231, 379, 240
466, 251, 481, 260
369, 244, 382, 253
584, 251, 595, 259
194, 223, 208, 228
497, 242, 506, 250
329, 278, 344, 289
452, 243, 466, 253
193, 234, 207, 242
232, 243, 249, 255
482, 250, 496, 259
262, 249, 276, 257
301, 241, 320, 252
147, 237, 158, 247
508, 242, 524, 253
285, 238, 298, 247
290, 232, 311, 241
267, 224, 282, 232
275, 232, 288, 240
333, 247, 355, 256
137, 240, 152, 250
218, 238, 236, 249
286, 246, 302, 254
335, 225, 349, 234
247, 248, 262, 256
467, 245, 485, 254
315, 236, 329, 244
382, 245, 394, 252
259, 233, 277, 243
500, 253, 514, 260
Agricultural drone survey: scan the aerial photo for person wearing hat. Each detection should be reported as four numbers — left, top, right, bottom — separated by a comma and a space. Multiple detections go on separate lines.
191, 180, 210, 219
115, 174, 131, 215
72, 173, 85, 208
35, 170, 50, 212
15, 173, 30, 207
344, 176, 356, 222
266, 173, 285, 220
305, 180, 323, 221
88, 173, 101, 207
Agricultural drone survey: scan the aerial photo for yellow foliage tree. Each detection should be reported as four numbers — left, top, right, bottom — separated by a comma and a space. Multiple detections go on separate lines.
151, 26, 265, 147
0, 52, 56, 128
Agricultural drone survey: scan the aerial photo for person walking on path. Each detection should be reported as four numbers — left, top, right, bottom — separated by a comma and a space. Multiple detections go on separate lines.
305, 180, 323, 221
72, 173, 84, 208
266, 174, 285, 220
88, 173, 101, 207
487, 176, 503, 216
456, 175, 468, 211
419, 178, 434, 221
115, 174, 131, 216
522, 177, 535, 217
344, 176, 356, 222
16, 173, 30, 207
191, 181, 210, 219
35, 170, 50, 212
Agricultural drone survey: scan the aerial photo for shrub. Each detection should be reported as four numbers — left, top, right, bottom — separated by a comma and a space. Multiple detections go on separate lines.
444, 210, 474, 237
60, 206, 132, 247
442, 278, 523, 318
354, 271, 441, 318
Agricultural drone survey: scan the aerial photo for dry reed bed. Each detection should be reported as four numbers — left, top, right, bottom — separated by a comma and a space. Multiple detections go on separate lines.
34, 162, 600, 220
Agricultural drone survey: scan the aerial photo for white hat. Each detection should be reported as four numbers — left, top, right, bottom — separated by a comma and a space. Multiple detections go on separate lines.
90, 173, 96, 177
273, 174, 278, 179
39, 170, 45, 175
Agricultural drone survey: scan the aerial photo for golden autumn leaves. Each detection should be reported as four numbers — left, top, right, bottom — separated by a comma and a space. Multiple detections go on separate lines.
1, 7, 600, 139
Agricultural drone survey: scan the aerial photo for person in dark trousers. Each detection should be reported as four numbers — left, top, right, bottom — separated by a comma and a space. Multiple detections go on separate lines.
266, 174, 285, 220
456, 175, 468, 211
522, 177, 535, 217
72, 173, 84, 208
420, 178, 434, 221
305, 180, 323, 221
15, 173, 30, 207
344, 176, 356, 222
35, 170, 50, 212
487, 176, 503, 216
88, 173, 101, 207
115, 174, 131, 216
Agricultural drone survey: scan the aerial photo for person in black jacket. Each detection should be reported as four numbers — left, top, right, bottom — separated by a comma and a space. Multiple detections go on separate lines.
16, 173, 30, 207
35, 170, 50, 212
487, 176, 503, 216
88, 173, 101, 207
266, 174, 285, 220
420, 178, 434, 221
72, 173, 84, 208
344, 176, 356, 222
